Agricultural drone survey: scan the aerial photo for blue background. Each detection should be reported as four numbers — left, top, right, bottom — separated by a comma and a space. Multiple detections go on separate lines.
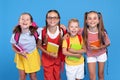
0, 0, 119, 80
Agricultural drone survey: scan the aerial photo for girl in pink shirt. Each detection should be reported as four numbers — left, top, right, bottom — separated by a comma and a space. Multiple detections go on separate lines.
82, 11, 110, 80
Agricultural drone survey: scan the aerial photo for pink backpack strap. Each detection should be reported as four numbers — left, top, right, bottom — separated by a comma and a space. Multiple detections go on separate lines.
32, 22, 39, 42
14, 31, 38, 44
14, 22, 39, 44
14, 32, 20, 44
34, 31, 39, 42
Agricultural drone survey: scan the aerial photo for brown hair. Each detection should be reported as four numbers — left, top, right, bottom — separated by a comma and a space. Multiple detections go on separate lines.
82, 11, 106, 48
43, 10, 62, 45
13, 12, 38, 35
45, 10, 60, 28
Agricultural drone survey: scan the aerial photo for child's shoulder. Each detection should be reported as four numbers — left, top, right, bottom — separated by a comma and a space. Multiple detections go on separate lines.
78, 28, 83, 35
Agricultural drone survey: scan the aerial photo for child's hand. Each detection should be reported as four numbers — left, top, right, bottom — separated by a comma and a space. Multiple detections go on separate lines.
60, 24, 66, 30
49, 52, 58, 58
75, 54, 82, 58
90, 45, 100, 50
68, 48, 75, 53
63, 33, 70, 40
19, 51, 28, 58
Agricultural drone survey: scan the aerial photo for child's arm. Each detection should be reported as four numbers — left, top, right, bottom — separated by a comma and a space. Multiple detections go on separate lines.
60, 24, 66, 30
91, 32, 110, 50
90, 43, 110, 50
100, 43, 110, 49
68, 47, 86, 54
68, 41, 86, 54
37, 39, 49, 54
100, 33, 110, 49
90, 39, 110, 50
62, 47, 82, 58
62, 33, 70, 40
12, 44, 27, 58
37, 39, 57, 58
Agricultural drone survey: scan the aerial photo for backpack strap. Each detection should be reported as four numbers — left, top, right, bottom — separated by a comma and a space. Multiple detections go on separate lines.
42, 27, 48, 45
14, 32, 20, 44
66, 37, 70, 49
14, 31, 39, 44
66, 34, 82, 48
33, 31, 39, 43
77, 34, 82, 44
42, 27, 47, 39
14, 22, 39, 44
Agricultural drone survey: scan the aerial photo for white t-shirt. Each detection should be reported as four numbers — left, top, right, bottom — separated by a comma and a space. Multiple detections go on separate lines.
38, 26, 63, 40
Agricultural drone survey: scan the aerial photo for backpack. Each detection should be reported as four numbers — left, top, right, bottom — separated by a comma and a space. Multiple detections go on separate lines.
66, 34, 82, 48
14, 22, 39, 44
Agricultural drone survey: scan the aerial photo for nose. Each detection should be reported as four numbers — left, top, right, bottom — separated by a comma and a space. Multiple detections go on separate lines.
23, 20, 27, 22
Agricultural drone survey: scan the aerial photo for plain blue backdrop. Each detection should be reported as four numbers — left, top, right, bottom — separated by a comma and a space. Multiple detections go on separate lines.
0, 0, 120, 80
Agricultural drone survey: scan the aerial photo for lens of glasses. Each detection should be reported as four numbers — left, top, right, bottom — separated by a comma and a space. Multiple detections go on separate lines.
47, 17, 59, 20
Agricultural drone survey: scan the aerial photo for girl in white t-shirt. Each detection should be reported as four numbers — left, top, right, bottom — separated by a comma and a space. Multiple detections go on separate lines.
10, 12, 41, 80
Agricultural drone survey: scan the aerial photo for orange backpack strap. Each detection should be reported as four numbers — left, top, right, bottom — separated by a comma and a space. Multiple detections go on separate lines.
66, 37, 70, 49
77, 34, 82, 44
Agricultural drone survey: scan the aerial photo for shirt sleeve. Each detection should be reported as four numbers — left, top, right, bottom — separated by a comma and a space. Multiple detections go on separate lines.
37, 27, 43, 40
62, 39, 67, 48
10, 34, 16, 44
105, 32, 110, 45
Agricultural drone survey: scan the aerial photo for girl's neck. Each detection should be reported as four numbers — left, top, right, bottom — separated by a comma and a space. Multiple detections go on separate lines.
48, 26, 57, 34
88, 26, 98, 32
70, 34, 77, 38
22, 28, 29, 33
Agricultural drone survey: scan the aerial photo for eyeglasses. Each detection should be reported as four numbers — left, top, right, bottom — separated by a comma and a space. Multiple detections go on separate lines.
47, 17, 59, 20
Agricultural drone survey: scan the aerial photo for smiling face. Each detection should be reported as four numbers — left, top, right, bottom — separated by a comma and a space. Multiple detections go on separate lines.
68, 21, 79, 37
19, 14, 32, 29
86, 12, 99, 28
46, 11, 60, 27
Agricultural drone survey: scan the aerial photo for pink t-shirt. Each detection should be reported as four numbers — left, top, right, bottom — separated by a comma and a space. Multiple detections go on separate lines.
86, 30, 110, 57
